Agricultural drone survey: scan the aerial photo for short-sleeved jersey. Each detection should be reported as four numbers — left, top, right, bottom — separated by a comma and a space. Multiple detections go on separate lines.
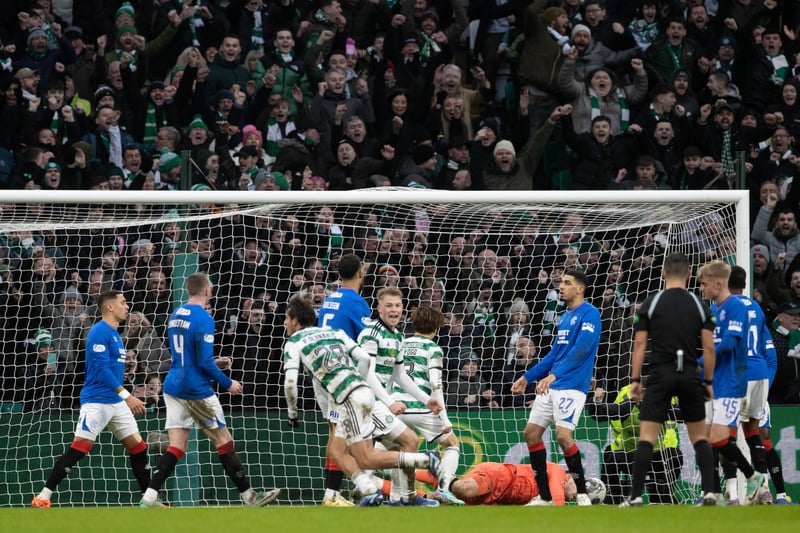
358, 319, 403, 389
392, 335, 443, 412
80, 320, 128, 405
318, 287, 371, 340
283, 327, 367, 404
634, 288, 715, 367
164, 303, 233, 400
711, 295, 749, 398
523, 301, 601, 392
461, 462, 567, 506
733, 295, 777, 382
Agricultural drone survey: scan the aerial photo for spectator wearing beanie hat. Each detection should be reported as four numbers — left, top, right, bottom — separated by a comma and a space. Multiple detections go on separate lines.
475, 105, 572, 190
518, 3, 569, 94
237, 124, 272, 168
17, 25, 76, 91
327, 139, 397, 190
567, 23, 638, 83
751, 244, 772, 307
185, 114, 212, 151
105, 8, 181, 83
516, 2, 571, 136
156, 148, 182, 189
119, 59, 180, 145
396, 142, 439, 186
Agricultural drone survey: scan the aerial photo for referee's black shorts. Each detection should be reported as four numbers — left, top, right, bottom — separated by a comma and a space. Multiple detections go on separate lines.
639, 365, 706, 424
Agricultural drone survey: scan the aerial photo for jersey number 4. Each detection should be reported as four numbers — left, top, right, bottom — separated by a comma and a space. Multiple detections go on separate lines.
172, 334, 185, 366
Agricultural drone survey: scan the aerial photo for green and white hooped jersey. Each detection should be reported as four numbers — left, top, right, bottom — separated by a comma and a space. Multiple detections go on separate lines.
357, 319, 403, 390
283, 327, 365, 404
392, 335, 442, 412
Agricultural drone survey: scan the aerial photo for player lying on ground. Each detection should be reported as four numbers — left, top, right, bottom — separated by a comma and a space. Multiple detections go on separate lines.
408, 462, 605, 506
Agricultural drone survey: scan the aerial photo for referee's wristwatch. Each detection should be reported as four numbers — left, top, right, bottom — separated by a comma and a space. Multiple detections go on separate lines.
703, 378, 713, 386
630, 377, 642, 383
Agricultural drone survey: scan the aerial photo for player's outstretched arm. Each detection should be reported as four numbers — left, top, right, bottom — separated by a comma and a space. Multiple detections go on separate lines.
354, 346, 402, 411
392, 363, 432, 406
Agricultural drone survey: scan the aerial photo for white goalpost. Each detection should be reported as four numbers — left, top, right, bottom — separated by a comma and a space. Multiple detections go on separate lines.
0, 189, 748, 506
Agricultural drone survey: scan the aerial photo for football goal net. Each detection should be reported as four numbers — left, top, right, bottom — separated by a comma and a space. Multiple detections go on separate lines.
0, 189, 749, 506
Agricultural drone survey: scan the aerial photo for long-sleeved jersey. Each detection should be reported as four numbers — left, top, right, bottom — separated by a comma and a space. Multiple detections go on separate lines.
164, 303, 233, 400
710, 295, 748, 398
80, 320, 128, 405
523, 301, 601, 392
733, 295, 777, 384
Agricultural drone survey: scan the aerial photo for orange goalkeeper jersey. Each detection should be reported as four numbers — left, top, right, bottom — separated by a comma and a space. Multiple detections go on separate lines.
461, 462, 568, 505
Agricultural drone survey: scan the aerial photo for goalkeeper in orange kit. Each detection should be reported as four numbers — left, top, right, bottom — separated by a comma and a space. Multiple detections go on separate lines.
412, 461, 604, 505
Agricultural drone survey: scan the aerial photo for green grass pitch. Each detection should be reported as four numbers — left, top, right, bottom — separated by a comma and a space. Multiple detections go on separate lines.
2, 505, 799, 533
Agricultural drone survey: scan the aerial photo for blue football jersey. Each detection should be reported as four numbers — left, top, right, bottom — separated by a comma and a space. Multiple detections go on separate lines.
80, 320, 128, 405
524, 301, 601, 393
164, 303, 233, 400
711, 296, 749, 398
318, 287, 371, 340
733, 295, 777, 383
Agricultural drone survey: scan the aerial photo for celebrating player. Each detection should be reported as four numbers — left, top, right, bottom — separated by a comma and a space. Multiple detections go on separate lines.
283, 295, 439, 506
697, 260, 767, 504
32, 291, 151, 508
393, 304, 464, 505
358, 287, 441, 506
511, 270, 601, 506
139, 273, 280, 508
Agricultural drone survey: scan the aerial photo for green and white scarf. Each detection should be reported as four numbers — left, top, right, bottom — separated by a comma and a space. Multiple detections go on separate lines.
773, 320, 800, 357
115, 49, 137, 71
768, 54, 789, 86
188, 1, 205, 47
143, 103, 158, 144
590, 87, 629, 132
473, 300, 496, 339
251, 6, 264, 51
421, 34, 441, 58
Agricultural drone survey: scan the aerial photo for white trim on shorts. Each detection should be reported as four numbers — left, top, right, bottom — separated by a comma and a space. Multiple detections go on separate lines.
759, 401, 772, 429
74, 401, 139, 441
705, 397, 742, 428
527, 389, 586, 431
740, 379, 769, 421
400, 411, 453, 443
333, 386, 376, 446
164, 393, 227, 430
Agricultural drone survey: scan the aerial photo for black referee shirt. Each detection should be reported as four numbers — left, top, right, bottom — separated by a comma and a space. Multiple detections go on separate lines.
633, 288, 715, 368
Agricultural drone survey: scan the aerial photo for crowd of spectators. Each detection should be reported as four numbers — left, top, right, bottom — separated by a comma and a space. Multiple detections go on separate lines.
2, 0, 800, 412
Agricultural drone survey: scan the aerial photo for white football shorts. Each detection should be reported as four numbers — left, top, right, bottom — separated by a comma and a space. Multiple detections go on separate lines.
740, 379, 769, 421
705, 397, 742, 428
164, 393, 227, 430
528, 389, 586, 431
74, 401, 139, 441
400, 411, 453, 443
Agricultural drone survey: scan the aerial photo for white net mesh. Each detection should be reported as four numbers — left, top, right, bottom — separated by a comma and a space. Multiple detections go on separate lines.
0, 189, 747, 506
